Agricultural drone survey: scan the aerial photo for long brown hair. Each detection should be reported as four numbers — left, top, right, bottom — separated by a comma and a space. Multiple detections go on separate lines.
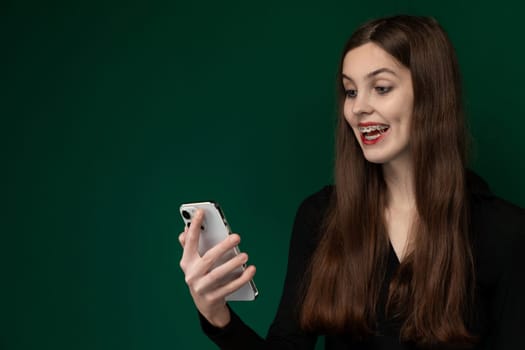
300, 15, 475, 346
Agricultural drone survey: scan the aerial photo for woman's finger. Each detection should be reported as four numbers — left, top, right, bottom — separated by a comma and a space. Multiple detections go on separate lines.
208, 265, 257, 301
195, 233, 241, 274
184, 233, 242, 285
179, 225, 189, 247
194, 252, 249, 294
181, 209, 204, 261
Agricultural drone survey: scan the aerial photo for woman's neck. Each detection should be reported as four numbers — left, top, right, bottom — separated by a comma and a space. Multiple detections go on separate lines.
382, 159, 415, 210
382, 158, 417, 261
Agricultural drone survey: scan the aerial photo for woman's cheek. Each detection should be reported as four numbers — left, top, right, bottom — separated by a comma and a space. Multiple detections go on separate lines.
343, 102, 354, 125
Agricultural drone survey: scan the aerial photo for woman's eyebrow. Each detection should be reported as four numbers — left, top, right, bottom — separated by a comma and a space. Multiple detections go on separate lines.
367, 67, 397, 78
342, 67, 398, 81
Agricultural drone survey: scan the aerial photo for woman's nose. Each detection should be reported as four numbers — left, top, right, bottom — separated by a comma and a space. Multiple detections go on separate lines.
352, 93, 374, 115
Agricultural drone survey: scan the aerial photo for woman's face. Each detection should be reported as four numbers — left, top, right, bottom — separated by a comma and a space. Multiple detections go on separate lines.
342, 42, 414, 166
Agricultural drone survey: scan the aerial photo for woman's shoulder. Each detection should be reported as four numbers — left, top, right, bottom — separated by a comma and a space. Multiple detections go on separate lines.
467, 170, 525, 239
467, 170, 525, 286
289, 185, 334, 245
297, 185, 334, 213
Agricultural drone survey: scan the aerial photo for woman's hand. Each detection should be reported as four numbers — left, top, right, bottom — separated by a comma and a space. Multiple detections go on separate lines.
178, 209, 256, 328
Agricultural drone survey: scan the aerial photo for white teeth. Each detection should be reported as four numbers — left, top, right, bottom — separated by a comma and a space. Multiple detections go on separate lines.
358, 125, 389, 133
364, 133, 382, 140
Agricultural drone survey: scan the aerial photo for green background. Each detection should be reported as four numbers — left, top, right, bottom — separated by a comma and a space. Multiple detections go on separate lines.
4, 1, 524, 349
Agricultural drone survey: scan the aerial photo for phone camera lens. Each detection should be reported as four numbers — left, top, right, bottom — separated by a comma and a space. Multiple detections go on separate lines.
182, 210, 191, 219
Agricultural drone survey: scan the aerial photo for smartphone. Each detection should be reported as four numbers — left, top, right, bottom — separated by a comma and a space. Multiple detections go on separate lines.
179, 201, 258, 301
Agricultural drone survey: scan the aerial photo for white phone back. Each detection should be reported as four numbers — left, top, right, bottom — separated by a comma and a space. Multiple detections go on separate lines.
179, 201, 258, 301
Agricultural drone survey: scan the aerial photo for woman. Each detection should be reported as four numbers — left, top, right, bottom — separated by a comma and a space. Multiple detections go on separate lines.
179, 15, 524, 349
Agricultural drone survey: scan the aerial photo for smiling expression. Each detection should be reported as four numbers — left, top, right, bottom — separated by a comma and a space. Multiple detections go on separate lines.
342, 42, 414, 166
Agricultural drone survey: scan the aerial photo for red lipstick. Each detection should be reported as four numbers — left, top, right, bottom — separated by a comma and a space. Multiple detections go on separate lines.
357, 122, 389, 145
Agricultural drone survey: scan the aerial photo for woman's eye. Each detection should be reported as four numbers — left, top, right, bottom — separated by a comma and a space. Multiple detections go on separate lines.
345, 89, 357, 98
375, 86, 392, 94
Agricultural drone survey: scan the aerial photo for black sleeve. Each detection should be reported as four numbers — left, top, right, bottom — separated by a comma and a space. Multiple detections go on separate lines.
199, 186, 332, 350
198, 305, 264, 350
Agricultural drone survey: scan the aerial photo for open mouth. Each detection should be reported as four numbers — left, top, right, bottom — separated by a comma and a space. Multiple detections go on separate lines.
358, 124, 390, 141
